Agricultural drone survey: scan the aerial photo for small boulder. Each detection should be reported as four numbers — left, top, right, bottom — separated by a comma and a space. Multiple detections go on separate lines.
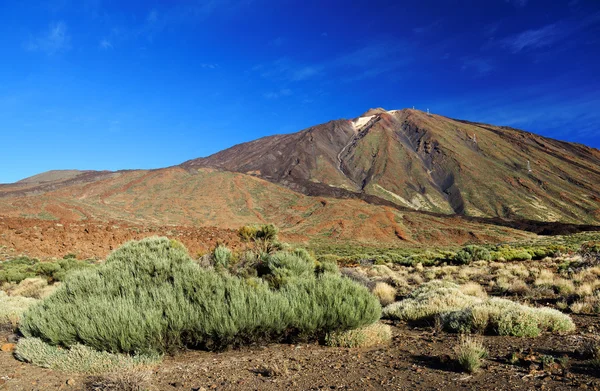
1, 343, 16, 352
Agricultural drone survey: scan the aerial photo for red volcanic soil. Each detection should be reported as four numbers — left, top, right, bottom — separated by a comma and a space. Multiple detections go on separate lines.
0, 217, 242, 260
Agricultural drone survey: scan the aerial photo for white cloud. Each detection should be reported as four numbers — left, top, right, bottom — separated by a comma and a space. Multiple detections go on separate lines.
502, 23, 563, 53
99, 39, 113, 50
263, 88, 292, 99
26, 21, 71, 55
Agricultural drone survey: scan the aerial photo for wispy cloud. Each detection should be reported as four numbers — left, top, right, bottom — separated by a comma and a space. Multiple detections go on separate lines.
431, 79, 600, 143
254, 41, 412, 84
200, 63, 219, 69
26, 21, 71, 55
501, 12, 600, 54
269, 37, 285, 47
413, 20, 441, 34
502, 23, 563, 53
99, 39, 113, 50
139, 1, 255, 40
461, 57, 494, 75
505, 0, 528, 8
263, 88, 292, 99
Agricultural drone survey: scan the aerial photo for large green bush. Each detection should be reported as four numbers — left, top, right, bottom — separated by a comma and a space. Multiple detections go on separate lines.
453, 245, 491, 265
20, 237, 380, 354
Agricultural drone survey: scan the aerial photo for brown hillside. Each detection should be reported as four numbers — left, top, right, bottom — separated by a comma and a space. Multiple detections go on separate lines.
0, 167, 537, 249
184, 109, 600, 224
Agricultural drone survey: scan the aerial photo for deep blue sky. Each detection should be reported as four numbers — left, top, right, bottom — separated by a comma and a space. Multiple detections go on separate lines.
1, 0, 599, 183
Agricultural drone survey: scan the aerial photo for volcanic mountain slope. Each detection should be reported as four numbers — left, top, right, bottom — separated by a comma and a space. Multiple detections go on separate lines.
183, 108, 600, 224
0, 167, 533, 246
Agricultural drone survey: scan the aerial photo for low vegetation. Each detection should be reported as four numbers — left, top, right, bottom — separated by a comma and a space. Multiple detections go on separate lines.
324, 322, 392, 348
20, 237, 381, 355
383, 281, 575, 337
14, 337, 159, 373
454, 336, 488, 373
83, 370, 152, 391
2, 225, 598, 382
0, 254, 94, 284
0, 291, 38, 329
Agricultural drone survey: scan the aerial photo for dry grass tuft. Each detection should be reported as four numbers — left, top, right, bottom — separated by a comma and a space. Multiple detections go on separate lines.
8, 278, 53, 299
372, 282, 397, 306
507, 279, 530, 295
254, 361, 290, 377
454, 335, 487, 373
14, 337, 160, 374
0, 291, 38, 329
459, 282, 487, 299
325, 323, 392, 348
83, 370, 152, 391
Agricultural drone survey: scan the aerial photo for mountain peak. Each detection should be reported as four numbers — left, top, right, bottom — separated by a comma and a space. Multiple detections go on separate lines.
360, 108, 388, 117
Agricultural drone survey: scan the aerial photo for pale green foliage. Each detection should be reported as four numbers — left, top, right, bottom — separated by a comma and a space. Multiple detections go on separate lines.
14, 337, 159, 374
213, 245, 232, 268
454, 245, 491, 265
383, 280, 575, 337
325, 322, 392, 348
9, 277, 52, 299
455, 336, 487, 373
0, 291, 38, 328
383, 281, 482, 321
266, 252, 316, 287
21, 237, 380, 354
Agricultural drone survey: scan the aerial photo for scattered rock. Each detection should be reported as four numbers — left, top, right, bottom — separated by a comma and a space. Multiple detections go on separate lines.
1, 343, 16, 352
66, 378, 76, 386
7, 334, 19, 344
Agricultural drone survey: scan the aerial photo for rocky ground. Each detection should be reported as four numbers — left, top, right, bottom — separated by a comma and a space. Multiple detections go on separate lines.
0, 217, 242, 260
1, 315, 599, 391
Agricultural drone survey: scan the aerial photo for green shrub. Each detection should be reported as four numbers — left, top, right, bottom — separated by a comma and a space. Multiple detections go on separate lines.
317, 254, 341, 264
315, 260, 339, 276
238, 225, 259, 242
14, 337, 159, 374
21, 237, 380, 354
0, 256, 93, 284
213, 245, 232, 268
453, 246, 491, 265
266, 252, 315, 287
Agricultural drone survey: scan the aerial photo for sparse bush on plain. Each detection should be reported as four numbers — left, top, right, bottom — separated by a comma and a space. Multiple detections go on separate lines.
454, 335, 487, 373
20, 237, 380, 355
372, 282, 397, 306
453, 246, 491, 265
14, 337, 159, 374
0, 256, 93, 284
325, 322, 392, 348
212, 245, 232, 268
0, 291, 38, 329
8, 277, 50, 299
383, 280, 575, 337
83, 370, 152, 391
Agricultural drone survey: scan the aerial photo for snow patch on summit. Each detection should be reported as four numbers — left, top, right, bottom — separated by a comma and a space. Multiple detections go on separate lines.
352, 115, 374, 130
